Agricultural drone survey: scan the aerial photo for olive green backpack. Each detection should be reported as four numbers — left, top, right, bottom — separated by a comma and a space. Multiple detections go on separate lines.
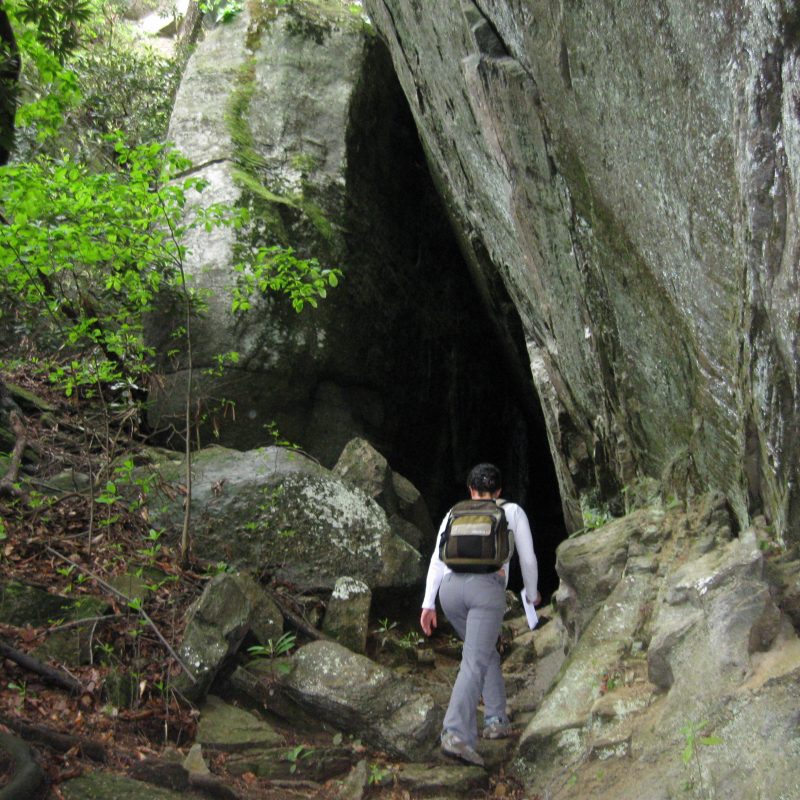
438, 499, 513, 573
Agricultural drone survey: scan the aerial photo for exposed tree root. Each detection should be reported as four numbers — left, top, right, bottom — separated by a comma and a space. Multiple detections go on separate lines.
0, 639, 83, 695
0, 716, 106, 763
0, 730, 45, 800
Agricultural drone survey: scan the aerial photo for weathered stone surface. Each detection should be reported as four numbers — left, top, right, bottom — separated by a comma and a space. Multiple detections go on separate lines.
506, 501, 800, 799
182, 743, 210, 777
0, 581, 109, 666
519, 569, 655, 759
391, 470, 436, 542
31, 596, 110, 667
280, 640, 441, 760
148, 4, 371, 463
195, 695, 356, 780
333, 758, 368, 800
146, 445, 423, 591
195, 691, 353, 781
333, 438, 433, 550
387, 513, 423, 552
334, 438, 393, 504
196, 694, 283, 749
647, 530, 780, 694
174, 571, 283, 700
0, 580, 74, 627
0, 730, 45, 800
322, 576, 372, 653
394, 761, 489, 795
766, 556, 800, 632
555, 509, 663, 638
365, 0, 800, 546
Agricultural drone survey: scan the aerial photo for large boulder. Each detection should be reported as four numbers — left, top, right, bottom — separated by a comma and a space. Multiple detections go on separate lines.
279, 640, 441, 761
147, 3, 376, 464
364, 0, 800, 543
146, 445, 423, 591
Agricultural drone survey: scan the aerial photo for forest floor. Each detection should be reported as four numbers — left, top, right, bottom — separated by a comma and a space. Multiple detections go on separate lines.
0, 370, 266, 797
0, 369, 524, 799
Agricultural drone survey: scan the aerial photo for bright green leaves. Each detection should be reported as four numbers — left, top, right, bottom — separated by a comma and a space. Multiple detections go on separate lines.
198, 1, 244, 24
7, 0, 180, 161
14, 0, 93, 63
0, 129, 343, 399
232, 246, 343, 314
0, 137, 206, 394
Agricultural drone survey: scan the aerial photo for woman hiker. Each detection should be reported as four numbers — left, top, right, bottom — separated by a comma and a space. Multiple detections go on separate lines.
420, 462, 541, 767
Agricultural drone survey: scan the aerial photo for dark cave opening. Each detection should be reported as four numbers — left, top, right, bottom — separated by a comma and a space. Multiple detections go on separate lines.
344, 40, 566, 600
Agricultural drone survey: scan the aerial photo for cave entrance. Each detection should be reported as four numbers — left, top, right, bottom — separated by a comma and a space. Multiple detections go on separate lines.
345, 40, 565, 600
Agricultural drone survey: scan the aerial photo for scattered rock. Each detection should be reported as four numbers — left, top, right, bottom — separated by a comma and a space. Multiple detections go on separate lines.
174, 571, 282, 701
279, 640, 441, 760
322, 576, 372, 653
196, 695, 283, 750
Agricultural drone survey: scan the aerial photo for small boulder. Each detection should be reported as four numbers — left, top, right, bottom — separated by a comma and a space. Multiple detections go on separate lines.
175, 572, 283, 701
196, 694, 283, 750
334, 437, 396, 510
280, 640, 441, 760
322, 577, 372, 653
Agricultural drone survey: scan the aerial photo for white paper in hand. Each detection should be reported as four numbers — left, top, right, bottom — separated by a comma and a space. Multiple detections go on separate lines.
521, 590, 538, 629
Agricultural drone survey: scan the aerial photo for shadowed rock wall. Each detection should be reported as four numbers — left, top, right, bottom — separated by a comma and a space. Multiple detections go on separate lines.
363, 0, 800, 542
152, 3, 566, 555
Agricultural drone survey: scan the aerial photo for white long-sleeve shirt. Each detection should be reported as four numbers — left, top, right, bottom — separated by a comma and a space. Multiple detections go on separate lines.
421, 500, 539, 610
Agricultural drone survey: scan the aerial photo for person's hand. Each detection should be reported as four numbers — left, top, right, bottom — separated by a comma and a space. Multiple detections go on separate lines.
523, 590, 542, 607
420, 608, 437, 637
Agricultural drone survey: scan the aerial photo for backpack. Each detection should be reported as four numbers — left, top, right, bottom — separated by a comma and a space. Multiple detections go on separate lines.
438, 499, 514, 573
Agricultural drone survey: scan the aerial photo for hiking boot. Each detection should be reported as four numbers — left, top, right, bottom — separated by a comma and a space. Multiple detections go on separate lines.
482, 715, 512, 739
441, 730, 485, 767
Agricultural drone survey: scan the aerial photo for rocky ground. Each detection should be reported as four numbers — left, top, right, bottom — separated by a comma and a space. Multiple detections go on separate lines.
0, 369, 547, 799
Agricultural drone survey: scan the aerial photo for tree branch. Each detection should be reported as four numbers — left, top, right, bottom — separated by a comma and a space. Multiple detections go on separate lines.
0, 715, 107, 763
0, 637, 83, 694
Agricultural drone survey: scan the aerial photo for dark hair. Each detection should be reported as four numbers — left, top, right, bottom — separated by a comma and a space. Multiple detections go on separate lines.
466, 463, 502, 494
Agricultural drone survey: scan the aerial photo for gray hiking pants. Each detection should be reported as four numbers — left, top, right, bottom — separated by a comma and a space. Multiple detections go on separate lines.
439, 571, 507, 748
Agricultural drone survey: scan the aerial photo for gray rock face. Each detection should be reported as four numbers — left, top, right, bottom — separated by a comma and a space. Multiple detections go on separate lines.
364, 0, 800, 543
554, 511, 655, 639
647, 531, 781, 692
